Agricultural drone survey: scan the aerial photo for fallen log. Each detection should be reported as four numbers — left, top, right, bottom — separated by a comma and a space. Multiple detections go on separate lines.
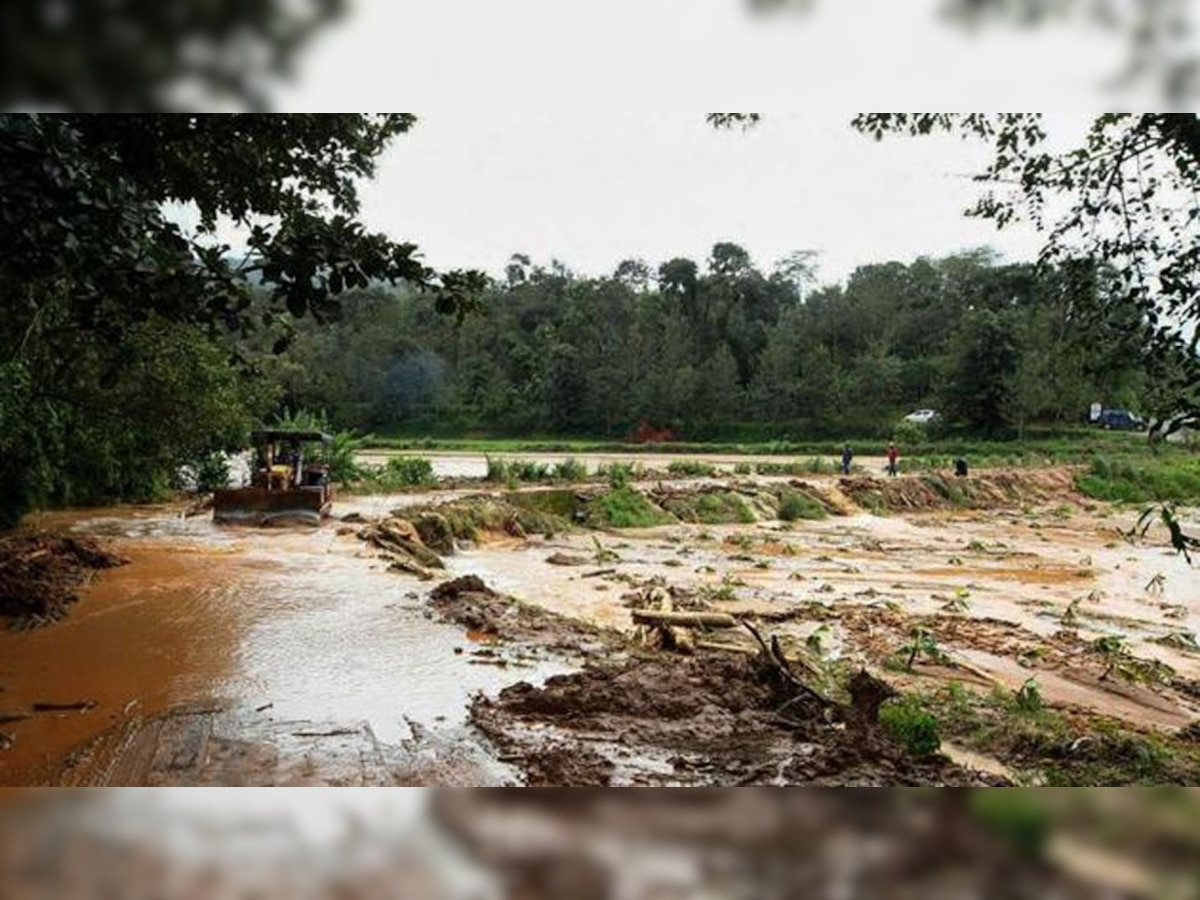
631, 610, 736, 629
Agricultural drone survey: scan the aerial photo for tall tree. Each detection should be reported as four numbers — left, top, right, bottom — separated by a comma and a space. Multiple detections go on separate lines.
0, 113, 485, 525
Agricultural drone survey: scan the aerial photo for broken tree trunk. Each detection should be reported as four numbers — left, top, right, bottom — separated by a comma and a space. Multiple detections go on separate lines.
631, 610, 737, 629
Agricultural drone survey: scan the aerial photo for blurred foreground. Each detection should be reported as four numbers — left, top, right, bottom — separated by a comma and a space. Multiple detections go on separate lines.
2, 0, 1195, 108
2, 788, 1200, 899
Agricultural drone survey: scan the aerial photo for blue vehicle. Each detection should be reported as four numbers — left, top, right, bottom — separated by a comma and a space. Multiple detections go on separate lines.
1095, 409, 1145, 431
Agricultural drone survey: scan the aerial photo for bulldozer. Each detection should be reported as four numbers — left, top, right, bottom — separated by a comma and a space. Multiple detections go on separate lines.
213, 430, 336, 526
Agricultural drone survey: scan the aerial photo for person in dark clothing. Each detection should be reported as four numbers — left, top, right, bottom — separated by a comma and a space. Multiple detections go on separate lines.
841, 444, 853, 476
886, 443, 899, 477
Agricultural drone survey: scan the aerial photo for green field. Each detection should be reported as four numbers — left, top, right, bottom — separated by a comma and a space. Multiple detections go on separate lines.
364, 428, 1151, 458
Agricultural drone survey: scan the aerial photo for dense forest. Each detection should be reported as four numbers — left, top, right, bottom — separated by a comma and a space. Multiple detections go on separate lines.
263, 245, 1158, 440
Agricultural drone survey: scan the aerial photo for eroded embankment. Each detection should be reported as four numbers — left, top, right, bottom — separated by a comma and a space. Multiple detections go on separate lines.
0, 532, 127, 628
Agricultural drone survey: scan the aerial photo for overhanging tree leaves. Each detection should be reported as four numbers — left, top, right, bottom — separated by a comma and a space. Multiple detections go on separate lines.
851, 114, 1199, 435
1, 0, 348, 111
0, 113, 487, 526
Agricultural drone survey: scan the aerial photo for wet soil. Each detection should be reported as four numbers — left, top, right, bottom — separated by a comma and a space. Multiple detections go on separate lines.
0, 532, 127, 625
471, 651, 999, 786
431, 791, 1109, 900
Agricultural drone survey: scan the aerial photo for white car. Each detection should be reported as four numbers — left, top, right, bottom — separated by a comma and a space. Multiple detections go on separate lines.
903, 409, 940, 425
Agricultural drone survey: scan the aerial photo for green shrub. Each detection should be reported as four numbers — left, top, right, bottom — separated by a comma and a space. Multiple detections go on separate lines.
1013, 677, 1043, 713
1076, 455, 1200, 503
192, 451, 231, 492
587, 486, 674, 528
777, 491, 827, 521
512, 458, 550, 481
599, 461, 635, 490
879, 698, 941, 757
485, 455, 509, 482
756, 457, 835, 477
893, 419, 927, 446
382, 455, 436, 487
733, 462, 753, 475
663, 491, 756, 524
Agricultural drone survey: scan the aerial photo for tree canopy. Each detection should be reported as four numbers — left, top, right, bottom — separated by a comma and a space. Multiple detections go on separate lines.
262, 246, 1160, 442
0, 113, 485, 526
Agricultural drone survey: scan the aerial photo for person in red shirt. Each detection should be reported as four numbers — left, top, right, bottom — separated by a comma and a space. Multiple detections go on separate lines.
886, 442, 899, 477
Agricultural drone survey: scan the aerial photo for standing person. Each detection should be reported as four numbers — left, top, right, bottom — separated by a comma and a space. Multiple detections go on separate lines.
886, 442, 899, 477
841, 444, 854, 476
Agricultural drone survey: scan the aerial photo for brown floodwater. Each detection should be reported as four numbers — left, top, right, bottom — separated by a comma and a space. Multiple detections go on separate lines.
0, 505, 571, 785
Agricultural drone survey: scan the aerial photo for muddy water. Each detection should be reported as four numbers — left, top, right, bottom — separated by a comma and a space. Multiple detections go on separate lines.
0, 507, 570, 785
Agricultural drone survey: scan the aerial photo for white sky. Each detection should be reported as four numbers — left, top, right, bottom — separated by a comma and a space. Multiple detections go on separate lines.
351, 112, 1057, 285
248, 0, 1167, 284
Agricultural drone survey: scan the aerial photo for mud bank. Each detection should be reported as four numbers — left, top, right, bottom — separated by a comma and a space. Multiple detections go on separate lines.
0, 532, 126, 626
471, 650, 999, 786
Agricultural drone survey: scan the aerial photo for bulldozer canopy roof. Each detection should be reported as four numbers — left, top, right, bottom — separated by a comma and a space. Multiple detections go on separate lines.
251, 429, 332, 445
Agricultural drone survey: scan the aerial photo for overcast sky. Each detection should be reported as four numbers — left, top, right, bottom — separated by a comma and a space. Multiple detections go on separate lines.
241, 0, 1172, 286
306, 112, 1074, 287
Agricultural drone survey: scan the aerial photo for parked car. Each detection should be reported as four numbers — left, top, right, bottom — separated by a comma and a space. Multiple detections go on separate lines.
903, 409, 940, 425
1095, 409, 1146, 431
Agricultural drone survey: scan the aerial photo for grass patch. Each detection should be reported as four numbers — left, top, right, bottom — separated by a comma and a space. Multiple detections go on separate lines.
921, 474, 968, 506
505, 489, 585, 522
351, 455, 436, 492
777, 490, 827, 521
407, 498, 573, 542
879, 697, 942, 757
381, 456, 436, 486
586, 487, 675, 529
913, 681, 1200, 785
552, 457, 588, 482
1076, 455, 1200, 504
755, 457, 837, 477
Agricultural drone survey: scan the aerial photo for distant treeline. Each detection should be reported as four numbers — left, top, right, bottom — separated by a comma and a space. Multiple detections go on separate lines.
260, 245, 1165, 440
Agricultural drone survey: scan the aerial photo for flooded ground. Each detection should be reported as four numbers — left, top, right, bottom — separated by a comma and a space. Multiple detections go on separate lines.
1, 459, 1197, 785
0, 508, 572, 785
